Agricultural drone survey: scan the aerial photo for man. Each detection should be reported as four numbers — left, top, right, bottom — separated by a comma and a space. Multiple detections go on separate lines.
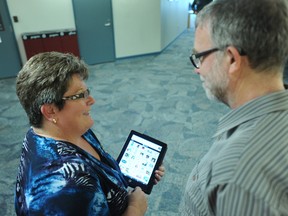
191, 0, 213, 13
181, 0, 288, 215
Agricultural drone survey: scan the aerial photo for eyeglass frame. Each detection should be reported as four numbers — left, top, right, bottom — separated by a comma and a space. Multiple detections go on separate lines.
62, 88, 91, 101
189, 46, 246, 69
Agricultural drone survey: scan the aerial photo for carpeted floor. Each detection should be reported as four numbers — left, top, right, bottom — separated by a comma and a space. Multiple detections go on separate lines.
0, 19, 242, 215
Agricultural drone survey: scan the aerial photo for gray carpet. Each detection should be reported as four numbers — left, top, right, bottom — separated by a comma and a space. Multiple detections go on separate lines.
0, 26, 230, 215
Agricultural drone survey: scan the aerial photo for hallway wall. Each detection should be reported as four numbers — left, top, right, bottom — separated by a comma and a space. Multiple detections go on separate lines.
112, 0, 161, 58
6, 0, 75, 63
112, 0, 189, 58
161, 0, 189, 49
6, 0, 189, 63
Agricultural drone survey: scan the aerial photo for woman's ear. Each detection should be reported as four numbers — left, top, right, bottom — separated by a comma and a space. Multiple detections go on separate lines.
40, 104, 57, 122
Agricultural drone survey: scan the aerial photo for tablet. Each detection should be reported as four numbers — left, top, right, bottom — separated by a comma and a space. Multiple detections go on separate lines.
117, 130, 167, 194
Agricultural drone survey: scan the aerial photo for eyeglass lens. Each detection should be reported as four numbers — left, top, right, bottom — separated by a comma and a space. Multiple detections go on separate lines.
62, 89, 90, 100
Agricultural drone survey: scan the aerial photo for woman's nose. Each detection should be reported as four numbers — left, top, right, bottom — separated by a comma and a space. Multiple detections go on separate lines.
87, 95, 95, 106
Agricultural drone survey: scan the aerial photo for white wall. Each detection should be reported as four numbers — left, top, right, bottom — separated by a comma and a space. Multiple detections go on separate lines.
6, 0, 76, 63
161, 0, 189, 49
7, 0, 189, 63
112, 0, 162, 58
112, 0, 189, 58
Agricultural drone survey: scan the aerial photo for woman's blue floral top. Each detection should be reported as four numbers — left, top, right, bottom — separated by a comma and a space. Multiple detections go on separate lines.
15, 128, 128, 216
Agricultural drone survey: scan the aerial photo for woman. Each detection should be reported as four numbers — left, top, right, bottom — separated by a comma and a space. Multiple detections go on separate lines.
15, 52, 164, 215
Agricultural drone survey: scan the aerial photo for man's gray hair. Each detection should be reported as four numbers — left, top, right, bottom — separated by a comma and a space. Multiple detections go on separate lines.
196, 0, 288, 72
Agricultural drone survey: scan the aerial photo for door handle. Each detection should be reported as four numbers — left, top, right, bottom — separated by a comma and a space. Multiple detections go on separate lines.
104, 19, 111, 27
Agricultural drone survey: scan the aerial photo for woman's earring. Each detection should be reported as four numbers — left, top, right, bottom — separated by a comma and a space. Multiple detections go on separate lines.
52, 119, 57, 124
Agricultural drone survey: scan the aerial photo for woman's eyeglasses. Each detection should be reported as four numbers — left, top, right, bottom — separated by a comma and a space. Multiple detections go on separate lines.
62, 89, 90, 101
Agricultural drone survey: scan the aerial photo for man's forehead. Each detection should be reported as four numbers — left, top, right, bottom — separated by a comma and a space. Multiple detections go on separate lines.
193, 25, 212, 51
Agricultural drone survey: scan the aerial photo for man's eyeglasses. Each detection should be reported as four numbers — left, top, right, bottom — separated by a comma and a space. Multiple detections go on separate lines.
62, 89, 90, 101
189, 48, 220, 69
189, 47, 246, 69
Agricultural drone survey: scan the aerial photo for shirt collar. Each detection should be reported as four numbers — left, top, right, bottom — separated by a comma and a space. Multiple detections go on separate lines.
214, 90, 288, 138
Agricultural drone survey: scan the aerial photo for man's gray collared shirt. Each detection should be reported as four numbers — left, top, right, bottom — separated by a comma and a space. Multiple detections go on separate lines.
181, 90, 288, 216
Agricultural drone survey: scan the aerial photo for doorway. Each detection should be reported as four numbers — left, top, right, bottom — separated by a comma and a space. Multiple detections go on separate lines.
72, 0, 115, 65
0, 0, 21, 79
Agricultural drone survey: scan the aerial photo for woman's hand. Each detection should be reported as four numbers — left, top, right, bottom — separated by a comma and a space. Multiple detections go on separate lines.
154, 164, 165, 185
123, 187, 147, 216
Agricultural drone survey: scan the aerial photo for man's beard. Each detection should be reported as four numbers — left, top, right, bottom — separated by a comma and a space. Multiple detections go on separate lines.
200, 68, 229, 105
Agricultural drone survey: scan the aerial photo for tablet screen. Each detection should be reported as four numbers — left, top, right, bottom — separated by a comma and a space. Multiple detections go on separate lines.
117, 130, 167, 194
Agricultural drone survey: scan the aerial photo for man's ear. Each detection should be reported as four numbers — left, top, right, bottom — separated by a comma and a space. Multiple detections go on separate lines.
226, 46, 243, 76
40, 104, 57, 122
